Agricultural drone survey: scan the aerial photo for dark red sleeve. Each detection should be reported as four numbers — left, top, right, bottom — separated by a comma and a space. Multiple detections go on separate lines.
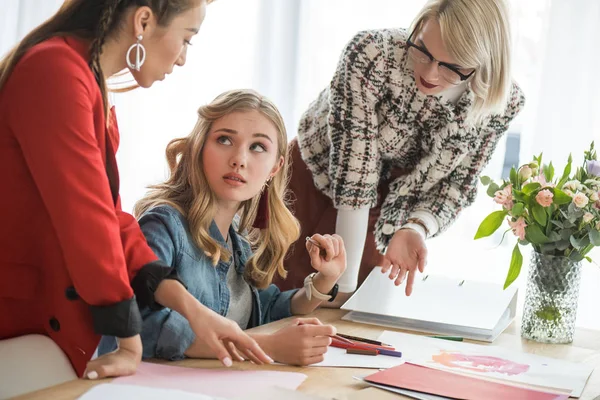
8, 45, 141, 337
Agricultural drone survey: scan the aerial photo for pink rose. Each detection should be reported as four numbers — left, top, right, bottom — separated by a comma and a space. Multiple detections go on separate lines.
508, 217, 527, 240
535, 189, 554, 207
583, 212, 594, 223
591, 191, 600, 202
572, 192, 590, 208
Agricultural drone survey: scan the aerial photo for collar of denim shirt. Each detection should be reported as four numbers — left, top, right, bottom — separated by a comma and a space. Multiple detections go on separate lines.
207, 216, 251, 275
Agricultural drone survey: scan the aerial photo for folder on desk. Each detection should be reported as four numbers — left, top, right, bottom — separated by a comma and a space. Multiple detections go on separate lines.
341, 268, 518, 342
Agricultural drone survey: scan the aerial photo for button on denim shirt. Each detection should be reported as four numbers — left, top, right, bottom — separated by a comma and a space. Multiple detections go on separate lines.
99, 205, 298, 360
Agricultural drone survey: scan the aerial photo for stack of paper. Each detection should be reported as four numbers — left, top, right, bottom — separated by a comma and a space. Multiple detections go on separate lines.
375, 331, 594, 398
341, 268, 518, 342
362, 363, 570, 400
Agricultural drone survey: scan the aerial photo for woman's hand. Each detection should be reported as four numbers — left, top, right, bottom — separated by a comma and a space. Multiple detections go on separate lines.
84, 335, 142, 379
187, 307, 274, 366
380, 228, 428, 296
260, 318, 335, 366
306, 234, 346, 279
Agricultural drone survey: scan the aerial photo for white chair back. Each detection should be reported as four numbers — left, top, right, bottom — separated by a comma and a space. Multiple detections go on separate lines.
0, 334, 77, 399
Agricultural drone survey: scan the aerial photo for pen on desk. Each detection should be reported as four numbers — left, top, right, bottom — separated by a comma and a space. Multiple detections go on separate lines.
337, 333, 392, 347
305, 236, 327, 257
428, 335, 464, 342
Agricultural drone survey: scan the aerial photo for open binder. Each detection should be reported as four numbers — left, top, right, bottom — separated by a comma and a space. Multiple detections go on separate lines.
341, 267, 518, 342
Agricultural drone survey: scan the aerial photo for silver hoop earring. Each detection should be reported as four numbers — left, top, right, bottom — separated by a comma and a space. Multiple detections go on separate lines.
126, 35, 146, 71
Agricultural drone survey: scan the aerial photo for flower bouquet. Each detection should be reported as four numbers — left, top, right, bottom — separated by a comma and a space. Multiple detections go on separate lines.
474, 142, 600, 343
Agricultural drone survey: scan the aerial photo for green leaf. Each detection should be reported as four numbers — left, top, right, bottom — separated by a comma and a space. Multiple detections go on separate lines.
532, 204, 547, 226
590, 230, 600, 246
474, 210, 508, 239
548, 231, 562, 242
569, 250, 584, 262
480, 176, 492, 186
522, 182, 541, 195
486, 182, 500, 197
585, 256, 593, 263
556, 240, 570, 251
569, 235, 589, 250
557, 155, 573, 188
510, 167, 518, 187
551, 220, 564, 229
559, 228, 574, 240
570, 235, 582, 249
544, 161, 555, 183
526, 224, 550, 244
504, 244, 523, 289
511, 203, 525, 217
552, 189, 572, 205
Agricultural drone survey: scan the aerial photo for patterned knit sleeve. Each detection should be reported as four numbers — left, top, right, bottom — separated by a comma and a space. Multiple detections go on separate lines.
412, 83, 526, 237
327, 30, 391, 210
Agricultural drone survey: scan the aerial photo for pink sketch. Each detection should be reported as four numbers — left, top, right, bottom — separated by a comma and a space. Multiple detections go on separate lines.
432, 352, 530, 376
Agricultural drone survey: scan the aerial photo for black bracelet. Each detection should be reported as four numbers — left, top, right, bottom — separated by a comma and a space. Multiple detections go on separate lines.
327, 283, 339, 302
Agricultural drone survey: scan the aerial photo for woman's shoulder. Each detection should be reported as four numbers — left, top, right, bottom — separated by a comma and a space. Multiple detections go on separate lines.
340, 28, 411, 84
139, 204, 188, 231
506, 81, 526, 115
347, 27, 408, 46
14, 37, 94, 82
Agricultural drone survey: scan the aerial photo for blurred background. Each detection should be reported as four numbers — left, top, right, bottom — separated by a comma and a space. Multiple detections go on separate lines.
2, 0, 599, 328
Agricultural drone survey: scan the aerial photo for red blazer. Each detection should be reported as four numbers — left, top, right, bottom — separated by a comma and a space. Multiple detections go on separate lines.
0, 37, 172, 375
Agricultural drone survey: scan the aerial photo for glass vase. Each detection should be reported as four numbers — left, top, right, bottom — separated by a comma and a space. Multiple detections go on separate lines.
521, 252, 582, 344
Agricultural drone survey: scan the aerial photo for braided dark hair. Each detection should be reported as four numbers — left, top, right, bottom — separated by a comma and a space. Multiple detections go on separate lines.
0, 0, 207, 120
90, 0, 127, 120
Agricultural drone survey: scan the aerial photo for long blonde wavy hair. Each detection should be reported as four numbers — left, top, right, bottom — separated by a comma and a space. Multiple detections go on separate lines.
135, 89, 300, 289
410, 0, 513, 124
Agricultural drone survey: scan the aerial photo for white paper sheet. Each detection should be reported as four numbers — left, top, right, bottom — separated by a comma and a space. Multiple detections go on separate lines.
378, 331, 593, 398
78, 383, 222, 400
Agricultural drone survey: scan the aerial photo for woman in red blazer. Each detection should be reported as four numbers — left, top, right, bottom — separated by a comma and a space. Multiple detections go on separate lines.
0, 0, 271, 379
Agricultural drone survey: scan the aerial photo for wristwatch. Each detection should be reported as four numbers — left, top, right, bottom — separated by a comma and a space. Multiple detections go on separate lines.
304, 272, 339, 302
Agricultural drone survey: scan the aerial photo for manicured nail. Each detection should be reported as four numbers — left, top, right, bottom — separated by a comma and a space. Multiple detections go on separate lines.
266, 356, 274, 363
87, 371, 98, 380
223, 357, 233, 367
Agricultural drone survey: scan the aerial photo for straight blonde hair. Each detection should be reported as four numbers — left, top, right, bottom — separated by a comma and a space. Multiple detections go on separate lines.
135, 89, 300, 289
411, 0, 513, 124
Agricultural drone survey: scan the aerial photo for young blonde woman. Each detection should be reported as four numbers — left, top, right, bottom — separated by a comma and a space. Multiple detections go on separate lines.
99, 89, 346, 365
278, 0, 526, 302
0, 0, 272, 380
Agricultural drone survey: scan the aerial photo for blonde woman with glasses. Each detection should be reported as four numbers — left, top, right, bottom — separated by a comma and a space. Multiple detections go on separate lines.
278, 0, 525, 303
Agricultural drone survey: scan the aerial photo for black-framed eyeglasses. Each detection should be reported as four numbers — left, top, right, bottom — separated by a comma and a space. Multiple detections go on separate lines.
406, 30, 475, 85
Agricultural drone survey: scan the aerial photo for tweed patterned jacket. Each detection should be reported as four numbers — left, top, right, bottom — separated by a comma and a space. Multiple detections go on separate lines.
297, 28, 525, 252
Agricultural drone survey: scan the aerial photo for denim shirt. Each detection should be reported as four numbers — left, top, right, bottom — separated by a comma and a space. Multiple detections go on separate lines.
99, 205, 298, 360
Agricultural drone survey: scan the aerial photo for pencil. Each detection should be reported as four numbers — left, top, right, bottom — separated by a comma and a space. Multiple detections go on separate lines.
337, 333, 392, 347
428, 335, 464, 342
305, 236, 327, 256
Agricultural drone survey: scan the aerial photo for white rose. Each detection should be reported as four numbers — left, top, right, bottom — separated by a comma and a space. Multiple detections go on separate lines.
591, 191, 600, 202
583, 212, 594, 223
564, 180, 583, 191
572, 192, 590, 208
